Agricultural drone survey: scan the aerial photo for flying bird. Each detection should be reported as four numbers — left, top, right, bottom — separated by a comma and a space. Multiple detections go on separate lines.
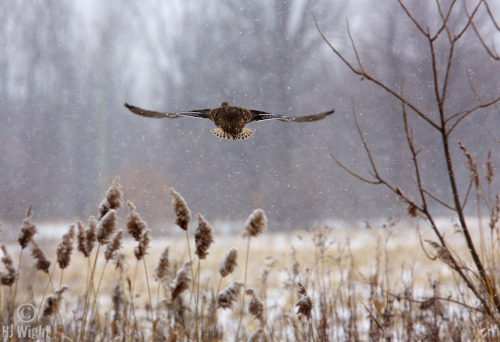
124, 102, 334, 140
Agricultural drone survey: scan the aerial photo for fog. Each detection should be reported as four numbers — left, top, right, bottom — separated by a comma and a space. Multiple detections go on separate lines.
1, 0, 499, 230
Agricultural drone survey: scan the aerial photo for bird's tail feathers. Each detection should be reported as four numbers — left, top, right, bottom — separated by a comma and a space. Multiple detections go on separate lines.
211, 128, 254, 140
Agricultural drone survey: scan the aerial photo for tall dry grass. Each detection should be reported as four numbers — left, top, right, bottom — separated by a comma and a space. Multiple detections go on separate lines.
0, 177, 499, 341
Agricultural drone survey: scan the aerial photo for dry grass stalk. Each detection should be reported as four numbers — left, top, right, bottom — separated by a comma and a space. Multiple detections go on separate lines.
170, 188, 191, 231
31, 240, 51, 273
217, 281, 244, 310
219, 248, 238, 277
126, 201, 147, 241
56, 225, 75, 270
18, 203, 37, 249
112, 284, 123, 333
237, 209, 267, 338
98, 176, 123, 220
246, 289, 264, 323
243, 209, 267, 239
170, 261, 192, 301
247, 327, 265, 342
0, 241, 16, 286
195, 213, 214, 260
425, 240, 455, 267
105, 230, 123, 261
96, 209, 117, 245
155, 247, 170, 282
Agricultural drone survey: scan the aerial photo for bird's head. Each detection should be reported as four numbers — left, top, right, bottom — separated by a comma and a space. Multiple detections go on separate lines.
221, 102, 229, 108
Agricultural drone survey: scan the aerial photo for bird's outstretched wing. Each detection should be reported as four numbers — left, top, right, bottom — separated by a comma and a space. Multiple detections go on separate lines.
124, 103, 211, 119
249, 108, 335, 122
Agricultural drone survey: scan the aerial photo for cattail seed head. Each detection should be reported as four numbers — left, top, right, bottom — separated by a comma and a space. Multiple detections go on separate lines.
18, 203, 37, 249
56, 225, 75, 269
243, 209, 267, 239
155, 247, 170, 282
170, 261, 192, 301
105, 230, 123, 261
126, 201, 148, 241
97, 209, 117, 245
98, 176, 123, 220
31, 240, 51, 274
217, 281, 244, 310
195, 213, 214, 260
219, 248, 238, 277
170, 188, 191, 231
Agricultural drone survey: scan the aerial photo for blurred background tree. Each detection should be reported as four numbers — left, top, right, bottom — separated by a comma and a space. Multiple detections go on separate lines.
0, 0, 498, 230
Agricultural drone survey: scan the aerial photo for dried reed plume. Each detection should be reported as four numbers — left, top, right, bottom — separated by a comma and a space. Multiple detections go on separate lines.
77, 221, 87, 256
219, 248, 238, 277
134, 228, 151, 260
155, 247, 170, 282
96, 209, 117, 245
246, 289, 264, 322
486, 150, 495, 185
18, 203, 37, 249
295, 282, 312, 319
295, 296, 313, 319
195, 213, 214, 260
98, 176, 123, 219
170, 261, 192, 301
297, 282, 307, 297
57, 225, 75, 269
126, 201, 147, 241
0, 242, 16, 286
170, 188, 191, 231
86, 217, 97, 254
243, 209, 267, 239
42, 285, 68, 317
426, 240, 455, 267
77, 217, 98, 257
105, 230, 123, 261
459, 141, 479, 187
31, 240, 51, 273
217, 281, 244, 310
247, 328, 265, 342
405, 203, 419, 218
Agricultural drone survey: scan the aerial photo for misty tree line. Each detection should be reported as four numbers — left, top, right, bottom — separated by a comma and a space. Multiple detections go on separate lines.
1, 0, 498, 229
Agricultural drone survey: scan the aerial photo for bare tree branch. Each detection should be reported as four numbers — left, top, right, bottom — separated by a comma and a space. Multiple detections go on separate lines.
313, 15, 441, 131
466, 0, 500, 60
